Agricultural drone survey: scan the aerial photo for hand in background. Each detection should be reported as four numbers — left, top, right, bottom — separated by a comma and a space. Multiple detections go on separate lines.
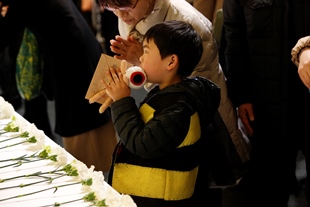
237, 103, 254, 137
298, 48, 310, 89
0, 4, 8, 17
110, 35, 143, 66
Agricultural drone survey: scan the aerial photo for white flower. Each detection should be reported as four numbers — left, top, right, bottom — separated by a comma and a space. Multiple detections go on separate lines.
28, 124, 46, 148
0, 96, 138, 207
0, 97, 14, 119
50, 145, 68, 165
70, 159, 89, 182
13, 116, 30, 132
120, 194, 137, 207
90, 171, 107, 200
105, 192, 137, 207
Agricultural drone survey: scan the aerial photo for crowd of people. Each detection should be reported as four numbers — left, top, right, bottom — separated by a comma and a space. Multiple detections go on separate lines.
0, 0, 308, 206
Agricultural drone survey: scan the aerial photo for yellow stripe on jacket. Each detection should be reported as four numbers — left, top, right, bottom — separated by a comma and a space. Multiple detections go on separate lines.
112, 103, 201, 200
112, 164, 199, 200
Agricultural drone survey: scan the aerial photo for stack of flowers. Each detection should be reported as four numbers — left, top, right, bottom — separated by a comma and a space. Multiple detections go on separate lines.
0, 96, 136, 207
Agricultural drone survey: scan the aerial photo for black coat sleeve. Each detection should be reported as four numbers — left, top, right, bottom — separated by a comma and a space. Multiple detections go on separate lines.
111, 96, 193, 159
222, 0, 252, 107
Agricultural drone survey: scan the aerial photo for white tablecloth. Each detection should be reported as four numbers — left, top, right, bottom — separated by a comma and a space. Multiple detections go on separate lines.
0, 98, 136, 207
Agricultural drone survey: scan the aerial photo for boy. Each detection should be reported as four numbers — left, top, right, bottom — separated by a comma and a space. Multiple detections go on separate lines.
102, 20, 220, 207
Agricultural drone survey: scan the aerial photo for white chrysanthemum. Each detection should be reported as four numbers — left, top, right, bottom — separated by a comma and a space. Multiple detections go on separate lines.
13, 116, 31, 132
50, 145, 68, 165
23, 124, 46, 149
33, 134, 46, 150
106, 191, 137, 207
28, 123, 43, 137
90, 171, 106, 200
119, 194, 137, 207
102, 188, 120, 206
79, 165, 95, 178
70, 159, 89, 181
0, 97, 15, 119
91, 170, 105, 184
105, 192, 137, 207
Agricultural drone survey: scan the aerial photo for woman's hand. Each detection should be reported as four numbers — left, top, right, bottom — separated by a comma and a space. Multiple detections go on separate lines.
298, 48, 310, 89
110, 35, 143, 66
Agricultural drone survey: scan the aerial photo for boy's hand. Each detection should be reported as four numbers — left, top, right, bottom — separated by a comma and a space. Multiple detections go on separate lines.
89, 60, 131, 114
102, 67, 131, 101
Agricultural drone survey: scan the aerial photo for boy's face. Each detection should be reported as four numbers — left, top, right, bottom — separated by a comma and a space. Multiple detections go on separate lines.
140, 39, 170, 84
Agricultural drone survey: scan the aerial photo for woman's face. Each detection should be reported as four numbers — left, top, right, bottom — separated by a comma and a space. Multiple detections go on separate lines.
107, 0, 155, 25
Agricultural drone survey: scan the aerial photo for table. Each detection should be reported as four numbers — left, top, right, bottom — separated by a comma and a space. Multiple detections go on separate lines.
0, 96, 136, 207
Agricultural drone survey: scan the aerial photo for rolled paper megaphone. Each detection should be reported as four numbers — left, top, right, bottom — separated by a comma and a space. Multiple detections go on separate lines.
125, 66, 147, 89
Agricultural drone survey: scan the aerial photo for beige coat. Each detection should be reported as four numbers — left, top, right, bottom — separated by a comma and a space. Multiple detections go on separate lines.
190, 0, 223, 23
118, 0, 251, 163
291, 36, 310, 67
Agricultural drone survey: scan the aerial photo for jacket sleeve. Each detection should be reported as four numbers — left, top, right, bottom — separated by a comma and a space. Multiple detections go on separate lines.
291, 36, 310, 67
111, 96, 192, 159
222, 0, 252, 107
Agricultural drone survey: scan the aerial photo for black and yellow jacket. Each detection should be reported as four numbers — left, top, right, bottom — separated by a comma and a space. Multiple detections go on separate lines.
109, 77, 220, 207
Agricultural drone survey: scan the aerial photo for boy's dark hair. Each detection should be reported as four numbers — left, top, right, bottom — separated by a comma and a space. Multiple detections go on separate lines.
143, 20, 203, 77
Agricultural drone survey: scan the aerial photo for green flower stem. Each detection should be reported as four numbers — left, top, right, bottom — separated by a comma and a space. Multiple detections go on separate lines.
0, 160, 23, 169
0, 154, 29, 162
0, 132, 29, 143
52, 192, 105, 207
34, 192, 101, 207
0, 136, 37, 150
0, 158, 45, 169
0, 125, 19, 135
0, 172, 70, 191
0, 167, 66, 183
0, 171, 43, 183
53, 198, 85, 206
0, 178, 51, 190
0, 153, 51, 169
0, 182, 80, 202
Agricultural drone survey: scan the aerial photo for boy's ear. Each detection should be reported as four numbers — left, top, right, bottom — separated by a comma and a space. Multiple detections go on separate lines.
167, 54, 178, 70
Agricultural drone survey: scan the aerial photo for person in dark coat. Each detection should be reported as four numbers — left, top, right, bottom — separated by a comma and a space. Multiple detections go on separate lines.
221, 0, 310, 206
0, 32, 22, 111
0, 0, 118, 174
98, 20, 221, 207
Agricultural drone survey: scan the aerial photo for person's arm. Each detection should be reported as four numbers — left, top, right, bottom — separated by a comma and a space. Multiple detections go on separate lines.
222, 0, 254, 136
291, 36, 310, 89
0, 1, 25, 52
